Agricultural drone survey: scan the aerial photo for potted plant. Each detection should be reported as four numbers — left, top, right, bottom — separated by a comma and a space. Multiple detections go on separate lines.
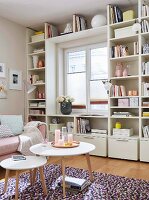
56, 95, 74, 115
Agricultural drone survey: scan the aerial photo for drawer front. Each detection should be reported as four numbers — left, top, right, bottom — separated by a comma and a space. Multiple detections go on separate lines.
140, 140, 149, 162
108, 138, 138, 160
74, 135, 107, 157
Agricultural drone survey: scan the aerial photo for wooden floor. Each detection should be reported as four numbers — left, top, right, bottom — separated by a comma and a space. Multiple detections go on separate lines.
0, 155, 149, 181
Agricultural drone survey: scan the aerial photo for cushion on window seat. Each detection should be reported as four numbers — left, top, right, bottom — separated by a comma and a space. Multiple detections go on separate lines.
0, 136, 19, 156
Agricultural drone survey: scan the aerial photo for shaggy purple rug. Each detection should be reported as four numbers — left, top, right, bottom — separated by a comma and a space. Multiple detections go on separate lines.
0, 164, 149, 200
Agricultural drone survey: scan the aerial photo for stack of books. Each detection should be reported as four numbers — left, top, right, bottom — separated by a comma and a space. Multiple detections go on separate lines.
113, 128, 133, 137
45, 23, 58, 38
142, 112, 149, 117
58, 176, 89, 191
142, 125, 149, 138
73, 14, 87, 32
91, 129, 107, 134
142, 82, 149, 96
142, 3, 149, 17
111, 45, 129, 58
30, 110, 45, 115
29, 102, 38, 107
108, 5, 123, 24
141, 20, 149, 33
142, 101, 149, 107
142, 62, 149, 75
112, 112, 134, 117
111, 85, 126, 97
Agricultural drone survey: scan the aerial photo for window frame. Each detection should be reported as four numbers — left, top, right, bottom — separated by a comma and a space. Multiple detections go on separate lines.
64, 42, 108, 114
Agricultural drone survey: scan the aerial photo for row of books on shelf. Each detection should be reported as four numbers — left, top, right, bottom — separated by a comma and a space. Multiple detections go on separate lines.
29, 110, 45, 115
45, 23, 58, 38
142, 82, 149, 96
141, 20, 149, 33
29, 102, 46, 108
142, 61, 149, 75
108, 5, 123, 24
142, 3, 149, 17
142, 125, 149, 138
73, 14, 87, 32
110, 85, 126, 97
112, 112, 135, 117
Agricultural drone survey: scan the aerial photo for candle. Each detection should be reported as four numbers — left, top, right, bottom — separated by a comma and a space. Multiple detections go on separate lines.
58, 138, 64, 146
68, 134, 73, 144
55, 129, 60, 144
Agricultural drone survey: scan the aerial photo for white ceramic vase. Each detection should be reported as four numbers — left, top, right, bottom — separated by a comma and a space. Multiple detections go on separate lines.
91, 15, 106, 28
32, 55, 39, 68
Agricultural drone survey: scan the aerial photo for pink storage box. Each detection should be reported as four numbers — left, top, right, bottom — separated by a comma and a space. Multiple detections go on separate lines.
118, 98, 129, 107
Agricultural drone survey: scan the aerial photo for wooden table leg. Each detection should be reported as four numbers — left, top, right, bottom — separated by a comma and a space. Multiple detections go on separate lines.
4, 169, 9, 193
85, 153, 94, 182
39, 167, 47, 196
61, 158, 66, 199
29, 170, 33, 185
15, 171, 19, 200
32, 168, 37, 184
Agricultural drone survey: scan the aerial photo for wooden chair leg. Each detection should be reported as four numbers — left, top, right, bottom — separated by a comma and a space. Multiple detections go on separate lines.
61, 158, 66, 198
15, 171, 19, 200
85, 153, 94, 182
4, 169, 9, 193
39, 167, 47, 196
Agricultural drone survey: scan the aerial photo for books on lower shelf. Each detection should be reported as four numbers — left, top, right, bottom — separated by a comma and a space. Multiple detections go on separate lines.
141, 20, 149, 33
142, 126, 149, 138
73, 14, 87, 32
113, 128, 133, 137
58, 176, 89, 191
142, 3, 149, 17
111, 45, 129, 58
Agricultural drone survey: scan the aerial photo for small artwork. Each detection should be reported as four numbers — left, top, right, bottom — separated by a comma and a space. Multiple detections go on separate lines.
0, 63, 6, 78
9, 69, 22, 90
0, 78, 7, 98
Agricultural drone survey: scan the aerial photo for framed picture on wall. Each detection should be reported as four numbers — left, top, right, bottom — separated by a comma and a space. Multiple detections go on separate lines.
9, 69, 22, 90
0, 78, 7, 98
0, 63, 6, 78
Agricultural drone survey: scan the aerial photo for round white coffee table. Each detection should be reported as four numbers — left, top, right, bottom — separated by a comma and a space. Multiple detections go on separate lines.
1, 156, 47, 200
30, 142, 95, 198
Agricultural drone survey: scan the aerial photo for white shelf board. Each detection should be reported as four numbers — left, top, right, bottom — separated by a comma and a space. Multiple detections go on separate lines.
33, 82, 45, 86
47, 26, 107, 44
110, 55, 138, 62
110, 34, 138, 43
28, 114, 46, 116
142, 117, 149, 119
141, 74, 149, 77
110, 75, 139, 80
28, 39, 45, 45
110, 96, 139, 99
28, 99, 46, 101
141, 32, 149, 39
29, 107, 46, 109
141, 16, 149, 21
28, 51, 45, 56
111, 116, 139, 119
142, 106, 149, 108
141, 53, 149, 58
109, 19, 137, 29
111, 106, 139, 108
141, 96, 149, 98
28, 67, 45, 71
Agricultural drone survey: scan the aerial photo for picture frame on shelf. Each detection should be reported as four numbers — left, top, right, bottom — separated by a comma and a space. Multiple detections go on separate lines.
9, 69, 22, 90
0, 78, 7, 99
0, 63, 6, 78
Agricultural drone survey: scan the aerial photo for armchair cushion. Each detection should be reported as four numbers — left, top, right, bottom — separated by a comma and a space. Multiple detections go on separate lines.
0, 125, 13, 138
0, 115, 23, 136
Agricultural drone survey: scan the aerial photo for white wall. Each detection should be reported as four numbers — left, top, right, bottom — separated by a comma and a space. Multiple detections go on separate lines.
0, 16, 26, 116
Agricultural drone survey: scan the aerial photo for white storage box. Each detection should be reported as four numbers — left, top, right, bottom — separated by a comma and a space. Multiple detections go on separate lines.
140, 138, 149, 162
74, 133, 107, 157
114, 26, 135, 38
113, 128, 133, 137
108, 136, 139, 160
31, 33, 44, 42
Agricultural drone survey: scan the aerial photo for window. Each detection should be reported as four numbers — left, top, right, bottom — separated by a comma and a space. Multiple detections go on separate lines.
65, 43, 108, 114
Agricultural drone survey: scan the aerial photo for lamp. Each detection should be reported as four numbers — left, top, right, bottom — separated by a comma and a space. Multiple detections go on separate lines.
132, 20, 141, 33
102, 80, 112, 94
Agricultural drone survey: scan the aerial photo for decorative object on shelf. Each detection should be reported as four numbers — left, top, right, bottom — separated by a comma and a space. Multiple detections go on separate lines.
127, 90, 138, 96
9, 69, 22, 90
102, 80, 112, 94
0, 79, 7, 98
132, 20, 141, 34
122, 66, 128, 77
37, 59, 44, 68
123, 10, 134, 21
91, 15, 106, 28
56, 95, 74, 115
24, 80, 36, 94
0, 63, 6, 78
142, 43, 149, 54
115, 122, 122, 129
32, 55, 39, 68
64, 23, 72, 34
51, 117, 60, 124
115, 62, 123, 77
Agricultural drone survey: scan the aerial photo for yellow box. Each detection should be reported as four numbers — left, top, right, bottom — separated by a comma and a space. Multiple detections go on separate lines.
123, 10, 134, 21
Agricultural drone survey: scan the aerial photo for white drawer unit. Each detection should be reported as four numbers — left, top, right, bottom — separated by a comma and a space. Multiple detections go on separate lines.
140, 139, 149, 162
74, 134, 107, 157
108, 136, 139, 160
